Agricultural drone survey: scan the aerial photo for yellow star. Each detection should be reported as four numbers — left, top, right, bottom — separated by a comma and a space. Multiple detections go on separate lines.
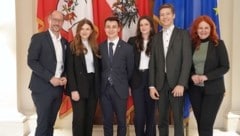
213, 7, 218, 15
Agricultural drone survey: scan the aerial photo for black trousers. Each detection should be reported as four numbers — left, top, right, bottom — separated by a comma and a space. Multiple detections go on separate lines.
100, 84, 127, 136
31, 87, 62, 136
188, 85, 224, 136
71, 73, 98, 136
157, 77, 184, 136
132, 70, 156, 136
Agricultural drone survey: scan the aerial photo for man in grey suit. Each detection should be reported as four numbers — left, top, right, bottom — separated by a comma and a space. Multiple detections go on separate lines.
99, 16, 134, 136
27, 11, 68, 136
149, 4, 192, 136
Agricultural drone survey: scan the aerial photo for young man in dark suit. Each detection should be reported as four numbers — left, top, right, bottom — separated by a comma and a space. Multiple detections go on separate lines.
99, 16, 134, 136
27, 10, 68, 136
149, 4, 192, 136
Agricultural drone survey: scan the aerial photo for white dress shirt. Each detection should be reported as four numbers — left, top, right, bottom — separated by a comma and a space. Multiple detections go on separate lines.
162, 25, 174, 72
163, 25, 174, 58
82, 40, 95, 73
49, 29, 63, 78
139, 40, 150, 70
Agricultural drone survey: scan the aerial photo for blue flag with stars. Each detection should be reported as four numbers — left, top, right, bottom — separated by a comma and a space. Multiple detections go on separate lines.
153, 0, 220, 34
153, 0, 220, 118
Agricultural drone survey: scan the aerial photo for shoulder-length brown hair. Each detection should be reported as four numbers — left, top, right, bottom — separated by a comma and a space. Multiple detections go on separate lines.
190, 15, 219, 48
135, 16, 155, 56
70, 18, 98, 56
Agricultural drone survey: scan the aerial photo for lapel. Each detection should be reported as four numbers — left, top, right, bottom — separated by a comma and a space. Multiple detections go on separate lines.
112, 40, 122, 65
93, 51, 98, 69
60, 38, 67, 62
204, 41, 214, 71
136, 49, 141, 68
167, 27, 178, 56
81, 54, 87, 72
82, 49, 97, 72
102, 41, 110, 65
130, 37, 140, 68
46, 31, 57, 61
158, 31, 165, 62
46, 31, 67, 62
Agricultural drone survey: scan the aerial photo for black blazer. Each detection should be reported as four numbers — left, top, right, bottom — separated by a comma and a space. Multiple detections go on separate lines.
99, 39, 134, 99
127, 36, 148, 89
28, 30, 68, 93
65, 45, 100, 98
149, 27, 192, 90
190, 40, 229, 94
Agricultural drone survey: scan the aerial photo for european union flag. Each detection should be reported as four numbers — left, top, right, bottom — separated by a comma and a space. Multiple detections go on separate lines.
153, 0, 220, 34
153, 0, 220, 119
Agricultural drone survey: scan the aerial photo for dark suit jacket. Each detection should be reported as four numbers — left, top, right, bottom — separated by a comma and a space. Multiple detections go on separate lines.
190, 40, 229, 94
65, 45, 100, 98
149, 27, 192, 91
127, 36, 148, 89
28, 30, 68, 93
99, 39, 134, 99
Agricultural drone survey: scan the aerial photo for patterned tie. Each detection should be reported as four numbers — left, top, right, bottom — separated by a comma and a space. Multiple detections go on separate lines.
108, 42, 114, 63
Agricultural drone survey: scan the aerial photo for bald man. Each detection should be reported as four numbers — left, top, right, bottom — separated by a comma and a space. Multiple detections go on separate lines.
28, 10, 68, 136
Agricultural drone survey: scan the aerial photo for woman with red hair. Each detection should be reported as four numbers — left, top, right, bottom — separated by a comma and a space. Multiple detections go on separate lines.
188, 15, 229, 136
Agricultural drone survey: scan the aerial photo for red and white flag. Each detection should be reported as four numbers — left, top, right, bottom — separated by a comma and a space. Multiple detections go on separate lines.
93, 0, 113, 43
57, 0, 93, 41
37, 0, 93, 41
93, 0, 150, 42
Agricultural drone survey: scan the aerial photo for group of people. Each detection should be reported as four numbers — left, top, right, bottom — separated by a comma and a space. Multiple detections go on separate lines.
27, 3, 229, 136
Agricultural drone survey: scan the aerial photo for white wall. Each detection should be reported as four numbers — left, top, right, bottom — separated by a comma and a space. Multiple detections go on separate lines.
230, 0, 240, 112
213, 0, 233, 128
16, 0, 36, 115
0, 0, 17, 110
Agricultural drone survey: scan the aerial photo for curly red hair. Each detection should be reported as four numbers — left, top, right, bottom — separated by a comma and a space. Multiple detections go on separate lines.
190, 15, 219, 48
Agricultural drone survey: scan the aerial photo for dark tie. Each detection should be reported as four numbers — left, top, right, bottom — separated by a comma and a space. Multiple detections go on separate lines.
108, 42, 114, 63
108, 42, 114, 86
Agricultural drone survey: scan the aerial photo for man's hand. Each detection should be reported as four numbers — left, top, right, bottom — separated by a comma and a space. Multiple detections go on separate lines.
60, 77, 67, 86
50, 77, 67, 87
149, 87, 160, 100
172, 85, 184, 97
71, 91, 80, 101
50, 77, 61, 87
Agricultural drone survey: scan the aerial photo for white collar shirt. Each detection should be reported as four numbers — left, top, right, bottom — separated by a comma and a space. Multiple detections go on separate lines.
162, 25, 174, 72
82, 40, 95, 73
139, 40, 150, 70
49, 29, 63, 78
162, 25, 174, 58
108, 37, 119, 55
